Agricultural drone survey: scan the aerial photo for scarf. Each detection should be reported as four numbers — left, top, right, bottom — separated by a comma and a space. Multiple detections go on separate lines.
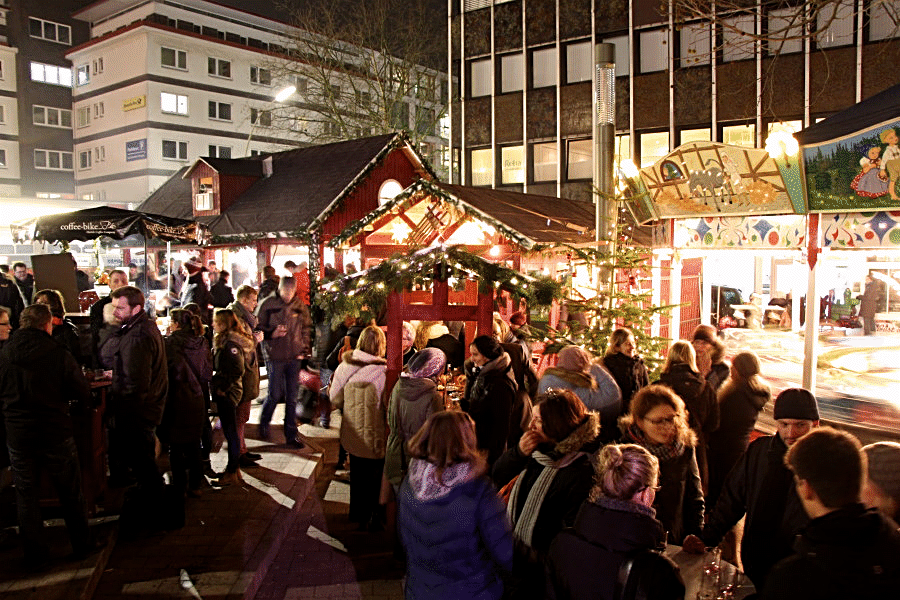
623, 422, 685, 463
408, 458, 473, 501
507, 447, 586, 549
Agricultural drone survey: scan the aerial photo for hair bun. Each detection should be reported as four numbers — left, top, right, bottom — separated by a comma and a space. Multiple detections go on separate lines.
604, 444, 624, 468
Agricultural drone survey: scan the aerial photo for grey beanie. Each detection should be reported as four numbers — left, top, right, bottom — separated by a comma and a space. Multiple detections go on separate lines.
862, 442, 900, 502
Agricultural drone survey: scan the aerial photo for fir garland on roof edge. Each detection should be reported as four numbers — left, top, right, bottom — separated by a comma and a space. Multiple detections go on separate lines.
315, 245, 563, 326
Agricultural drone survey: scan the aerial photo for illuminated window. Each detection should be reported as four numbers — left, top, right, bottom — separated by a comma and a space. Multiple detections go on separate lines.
378, 179, 403, 205
471, 148, 493, 186
161, 92, 188, 115
615, 134, 631, 170
639, 132, 669, 168
766, 120, 802, 137
680, 128, 711, 145
723, 124, 756, 147
470, 59, 491, 98
501, 54, 523, 93
533, 143, 557, 182
501, 146, 524, 184
567, 139, 592, 180
532, 47, 557, 88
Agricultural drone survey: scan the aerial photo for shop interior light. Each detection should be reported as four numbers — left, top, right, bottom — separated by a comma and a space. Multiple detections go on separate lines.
765, 131, 800, 166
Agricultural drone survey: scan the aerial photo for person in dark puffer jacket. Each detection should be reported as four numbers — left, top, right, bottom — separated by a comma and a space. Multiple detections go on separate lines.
602, 327, 649, 415
547, 443, 685, 600
210, 309, 250, 486
398, 411, 512, 600
462, 335, 517, 466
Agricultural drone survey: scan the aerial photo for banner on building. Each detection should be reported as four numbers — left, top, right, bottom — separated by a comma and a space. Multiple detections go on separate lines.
125, 139, 147, 162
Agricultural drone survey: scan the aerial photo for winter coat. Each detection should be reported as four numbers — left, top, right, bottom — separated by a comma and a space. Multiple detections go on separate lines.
463, 353, 517, 465
547, 497, 685, 600
256, 293, 311, 361
501, 342, 537, 450
762, 504, 900, 600
705, 362, 730, 392
384, 376, 443, 487
160, 330, 212, 444
493, 412, 602, 559
398, 459, 513, 600
538, 364, 622, 443
209, 280, 234, 308
0, 274, 25, 327
602, 352, 649, 413
52, 317, 86, 366
180, 272, 213, 314
0, 326, 90, 446
656, 363, 719, 489
700, 434, 809, 590
707, 381, 770, 508
89, 295, 112, 368
212, 333, 246, 407
331, 349, 387, 459
426, 332, 464, 369
653, 443, 704, 543
101, 309, 168, 425
257, 277, 278, 303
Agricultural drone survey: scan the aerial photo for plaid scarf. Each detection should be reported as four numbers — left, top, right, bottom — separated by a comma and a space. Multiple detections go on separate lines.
623, 422, 685, 463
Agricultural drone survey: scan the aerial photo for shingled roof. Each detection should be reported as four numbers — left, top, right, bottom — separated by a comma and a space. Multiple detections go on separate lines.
139, 133, 432, 238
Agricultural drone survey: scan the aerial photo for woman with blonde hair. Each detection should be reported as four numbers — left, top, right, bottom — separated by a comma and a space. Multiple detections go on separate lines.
707, 351, 771, 507
602, 327, 649, 414
657, 340, 718, 492
619, 384, 704, 542
548, 444, 685, 600
330, 324, 388, 530
398, 411, 512, 600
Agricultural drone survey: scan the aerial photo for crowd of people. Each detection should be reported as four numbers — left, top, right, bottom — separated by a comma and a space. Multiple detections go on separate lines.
0, 256, 898, 599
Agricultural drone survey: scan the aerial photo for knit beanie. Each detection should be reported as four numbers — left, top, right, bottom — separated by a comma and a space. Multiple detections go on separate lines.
691, 324, 719, 345
557, 346, 593, 374
862, 442, 900, 502
773, 388, 819, 421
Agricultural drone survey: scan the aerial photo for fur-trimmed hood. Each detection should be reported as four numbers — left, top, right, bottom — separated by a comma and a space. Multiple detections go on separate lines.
548, 411, 602, 458
342, 349, 387, 368
216, 330, 255, 355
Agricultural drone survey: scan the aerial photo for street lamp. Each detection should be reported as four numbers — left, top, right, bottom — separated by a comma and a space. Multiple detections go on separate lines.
593, 43, 616, 244
245, 85, 297, 156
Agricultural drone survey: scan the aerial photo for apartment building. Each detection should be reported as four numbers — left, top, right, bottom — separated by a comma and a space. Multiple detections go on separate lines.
448, 0, 899, 202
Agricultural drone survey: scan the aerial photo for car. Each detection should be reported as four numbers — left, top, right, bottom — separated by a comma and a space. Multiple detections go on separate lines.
710, 285, 744, 329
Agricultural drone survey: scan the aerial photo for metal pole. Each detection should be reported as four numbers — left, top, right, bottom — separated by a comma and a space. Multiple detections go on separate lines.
593, 43, 616, 303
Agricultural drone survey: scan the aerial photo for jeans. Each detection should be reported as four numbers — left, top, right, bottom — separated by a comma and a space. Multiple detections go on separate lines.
7, 436, 90, 561
216, 396, 241, 473
259, 359, 301, 442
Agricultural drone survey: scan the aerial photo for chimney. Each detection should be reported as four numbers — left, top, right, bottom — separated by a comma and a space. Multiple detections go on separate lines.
263, 156, 273, 177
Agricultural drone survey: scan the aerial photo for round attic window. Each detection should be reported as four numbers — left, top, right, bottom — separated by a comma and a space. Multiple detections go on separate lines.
378, 179, 403, 206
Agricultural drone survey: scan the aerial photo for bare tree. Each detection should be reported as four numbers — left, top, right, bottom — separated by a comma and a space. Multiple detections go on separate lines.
265, 0, 447, 155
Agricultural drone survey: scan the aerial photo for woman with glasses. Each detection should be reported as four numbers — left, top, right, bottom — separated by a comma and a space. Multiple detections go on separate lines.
547, 444, 685, 600
493, 389, 602, 597
619, 384, 704, 543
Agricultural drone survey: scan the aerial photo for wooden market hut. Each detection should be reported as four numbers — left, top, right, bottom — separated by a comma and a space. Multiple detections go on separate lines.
139, 133, 436, 275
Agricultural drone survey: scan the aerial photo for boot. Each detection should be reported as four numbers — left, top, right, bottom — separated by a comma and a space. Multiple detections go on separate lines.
213, 469, 243, 487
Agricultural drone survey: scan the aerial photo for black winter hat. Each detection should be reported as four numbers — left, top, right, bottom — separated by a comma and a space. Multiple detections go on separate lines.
773, 388, 819, 421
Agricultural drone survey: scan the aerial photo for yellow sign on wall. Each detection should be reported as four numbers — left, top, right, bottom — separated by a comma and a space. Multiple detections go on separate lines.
123, 95, 146, 112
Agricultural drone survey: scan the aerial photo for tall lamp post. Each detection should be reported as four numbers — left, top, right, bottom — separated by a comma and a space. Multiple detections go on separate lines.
245, 85, 296, 156
593, 43, 616, 301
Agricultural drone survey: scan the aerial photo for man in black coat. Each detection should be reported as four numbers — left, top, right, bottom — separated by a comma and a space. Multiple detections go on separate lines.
683, 388, 820, 593
180, 260, 213, 323
0, 270, 26, 328
0, 304, 92, 567
762, 427, 900, 600
210, 270, 235, 308
102, 286, 168, 530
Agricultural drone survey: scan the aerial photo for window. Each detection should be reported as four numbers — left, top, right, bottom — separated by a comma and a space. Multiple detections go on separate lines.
162, 140, 188, 160
161, 92, 188, 115
94, 102, 105, 119
604, 35, 630, 77
640, 29, 668, 73
681, 23, 711, 66
0, 149, 6, 168
680, 128, 711, 144
0, 61, 4, 80
567, 139, 592, 179
566, 41, 592, 84
328, 84, 342, 100
92, 58, 104, 75
30, 62, 72, 87
208, 145, 231, 158
722, 124, 755, 147
471, 148, 493, 186
296, 77, 309, 95
767, 120, 802, 137
614, 134, 631, 169
29, 17, 71, 44
161, 47, 187, 70
34, 149, 73, 171
94, 146, 106, 162
500, 54, 523, 93
76, 64, 89, 86
470, 59, 491, 97
501, 146, 524, 184
768, 8, 804, 54
532, 47, 556, 88
208, 57, 231, 78
817, 0, 854, 48
208, 101, 232, 121
33, 105, 72, 128
250, 66, 271, 85
639, 132, 669, 168
532, 142, 557, 182
870, 2, 899, 41
378, 179, 403, 205
79, 150, 92, 170
77, 106, 90, 128
250, 108, 271, 127
722, 15, 756, 62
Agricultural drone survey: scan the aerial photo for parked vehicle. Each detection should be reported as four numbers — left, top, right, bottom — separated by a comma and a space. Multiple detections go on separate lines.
710, 285, 744, 329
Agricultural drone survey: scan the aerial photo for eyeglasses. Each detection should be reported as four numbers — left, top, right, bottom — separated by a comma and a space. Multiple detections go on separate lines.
645, 415, 677, 426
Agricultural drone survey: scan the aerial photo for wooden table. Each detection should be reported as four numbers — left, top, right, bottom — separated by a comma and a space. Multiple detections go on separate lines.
665, 544, 756, 599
